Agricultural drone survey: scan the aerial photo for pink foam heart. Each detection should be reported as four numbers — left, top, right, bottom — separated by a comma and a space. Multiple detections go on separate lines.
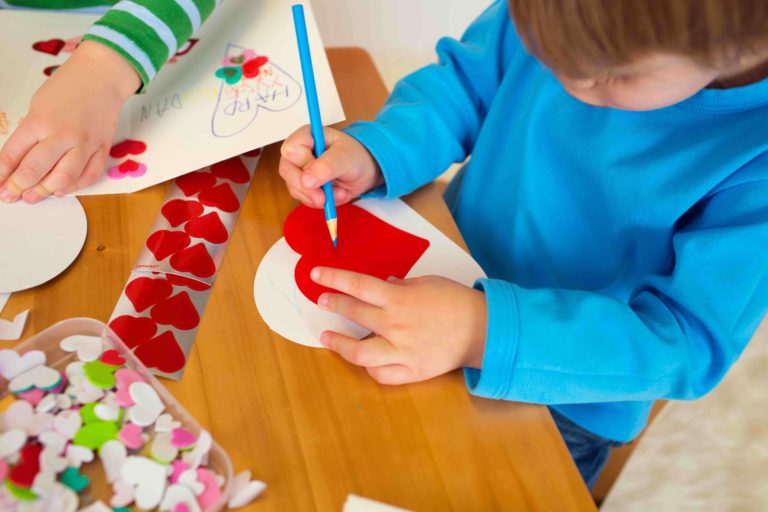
108, 159, 148, 179
196, 468, 222, 509
119, 423, 145, 450
115, 368, 145, 407
170, 460, 189, 484
170, 428, 196, 449
17, 388, 45, 406
0, 460, 7, 481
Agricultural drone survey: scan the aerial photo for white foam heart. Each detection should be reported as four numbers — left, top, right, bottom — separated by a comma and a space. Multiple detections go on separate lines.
178, 468, 205, 496
38, 431, 68, 453
65, 444, 94, 469
8, 364, 61, 393
69, 373, 104, 404
0, 429, 26, 459
31, 469, 58, 497
154, 413, 181, 433
122, 456, 167, 510
40, 445, 67, 474
181, 429, 211, 469
110, 479, 136, 508
100, 440, 127, 484
0, 349, 44, 380
27, 482, 79, 512
150, 432, 179, 464
95, 403, 120, 422
228, 470, 267, 509
159, 484, 201, 512
60, 335, 103, 363
35, 393, 58, 414
65, 361, 85, 379
54, 410, 82, 439
3, 400, 54, 437
128, 382, 164, 427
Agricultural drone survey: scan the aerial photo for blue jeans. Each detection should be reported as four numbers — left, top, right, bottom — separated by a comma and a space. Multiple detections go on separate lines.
549, 408, 625, 490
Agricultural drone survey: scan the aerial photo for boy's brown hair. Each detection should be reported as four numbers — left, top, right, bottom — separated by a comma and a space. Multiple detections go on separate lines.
507, 0, 768, 78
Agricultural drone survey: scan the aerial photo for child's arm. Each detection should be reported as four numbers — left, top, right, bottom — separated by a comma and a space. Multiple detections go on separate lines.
0, 0, 220, 203
281, 0, 519, 203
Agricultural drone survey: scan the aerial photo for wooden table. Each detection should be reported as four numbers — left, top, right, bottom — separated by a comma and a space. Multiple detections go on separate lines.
2, 48, 596, 511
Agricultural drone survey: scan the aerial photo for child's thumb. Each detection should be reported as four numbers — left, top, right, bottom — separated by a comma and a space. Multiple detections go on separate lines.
301, 146, 346, 189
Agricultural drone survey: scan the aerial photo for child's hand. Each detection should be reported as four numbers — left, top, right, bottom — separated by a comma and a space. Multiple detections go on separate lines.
0, 41, 141, 203
279, 126, 384, 208
312, 267, 488, 385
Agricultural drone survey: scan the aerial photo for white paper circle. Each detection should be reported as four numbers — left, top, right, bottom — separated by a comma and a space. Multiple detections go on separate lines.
0, 197, 87, 293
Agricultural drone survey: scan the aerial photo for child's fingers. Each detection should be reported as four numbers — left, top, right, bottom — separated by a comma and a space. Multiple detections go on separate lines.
24, 146, 90, 202
301, 145, 347, 189
366, 364, 417, 386
320, 332, 399, 368
317, 292, 384, 331
280, 126, 315, 168
310, 267, 391, 307
2, 135, 71, 202
0, 127, 40, 190
74, 150, 107, 192
279, 158, 323, 207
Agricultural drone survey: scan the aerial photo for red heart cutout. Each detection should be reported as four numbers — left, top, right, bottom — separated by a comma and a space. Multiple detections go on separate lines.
242, 148, 262, 157
109, 139, 147, 158
210, 157, 250, 184
176, 171, 217, 197
198, 183, 240, 212
100, 349, 126, 367
161, 199, 204, 228
109, 315, 158, 349
242, 56, 269, 78
166, 274, 212, 291
150, 291, 200, 330
9, 442, 42, 488
146, 230, 191, 261
184, 212, 229, 244
43, 65, 59, 76
32, 38, 65, 56
133, 331, 186, 373
117, 160, 141, 174
169, 243, 216, 278
284, 204, 430, 303
125, 276, 173, 313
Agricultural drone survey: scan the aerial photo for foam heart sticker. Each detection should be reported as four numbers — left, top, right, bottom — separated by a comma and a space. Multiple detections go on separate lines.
215, 66, 242, 85
54, 410, 82, 439
32, 38, 65, 55
198, 183, 240, 212
100, 440, 127, 484
109, 139, 147, 159
150, 432, 179, 463
176, 171, 216, 197
147, 230, 191, 261
127, 382, 164, 427
115, 368, 145, 407
43, 65, 59, 76
210, 157, 250, 184
9, 442, 42, 488
169, 243, 216, 278
126, 276, 173, 313
100, 349, 125, 366
9, 365, 62, 394
162, 199, 205, 228
284, 204, 430, 303
60, 335, 103, 362
133, 331, 186, 374
242, 56, 269, 79
166, 274, 212, 292
119, 423, 145, 450
150, 292, 200, 330
108, 159, 148, 179
65, 444, 94, 469
228, 470, 267, 509
0, 429, 26, 459
109, 315, 158, 349
0, 349, 45, 380
184, 212, 228, 244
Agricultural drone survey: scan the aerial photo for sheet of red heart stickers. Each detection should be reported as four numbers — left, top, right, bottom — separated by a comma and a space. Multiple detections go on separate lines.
108, 149, 262, 380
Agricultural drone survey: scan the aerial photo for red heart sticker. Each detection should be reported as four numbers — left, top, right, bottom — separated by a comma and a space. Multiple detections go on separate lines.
109, 139, 147, 159
150, 291, 200, 330
169, 243, 216, 278
210, 157, 250, 184
133, 331, 186, 373
184, 212, 228, 244
32, 38, 65, 56
242, 56, 269, 78
165, 274, 212, 291
176, 171, 217, 197
284, 204, 430, 303
125, 276, 173, 313
43, 65, 59, 76
146, 230, 191, 261
198, 183, 240, 212
100, 349, 126, 367
161, 199, 204, 228
9, 443, 42, 488
109, 315, 157, 349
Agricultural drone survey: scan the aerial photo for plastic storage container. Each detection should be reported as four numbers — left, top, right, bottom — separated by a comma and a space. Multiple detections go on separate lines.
0, 317, 233, 511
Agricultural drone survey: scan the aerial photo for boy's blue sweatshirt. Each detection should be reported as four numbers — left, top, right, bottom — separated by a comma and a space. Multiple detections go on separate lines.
345, 0, 768, 442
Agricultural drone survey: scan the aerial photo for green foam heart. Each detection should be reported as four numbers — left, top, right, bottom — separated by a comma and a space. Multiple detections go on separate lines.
73, 422, 118, 449
215, 66, 242, 85
83, 360, 118, 389
80, 402, 124, 428
60, 466, 89, 492
5, 480, 37, 501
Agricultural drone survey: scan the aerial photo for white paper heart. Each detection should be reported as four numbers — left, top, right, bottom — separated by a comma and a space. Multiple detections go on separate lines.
0, 348, 44, 380
228, 470, 267, 509
122, 456, 167, 510
65, 444, 94, 469
0, 429, 26, 459
150, 432, 179, 464
100, 439, 127, 484
54, 410, 82, 439
60, 335, 103, 362
154, 413, 181, 433
110, 479, 136, 508
128, 382, 164, 427
159, 483, 201, 512
8, 364, 61, 393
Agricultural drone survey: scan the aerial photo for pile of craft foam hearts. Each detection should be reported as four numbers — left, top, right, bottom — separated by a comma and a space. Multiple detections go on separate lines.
0, 337, 266, 511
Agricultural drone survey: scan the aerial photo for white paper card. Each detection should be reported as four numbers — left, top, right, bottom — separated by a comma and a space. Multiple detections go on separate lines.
0, 309, 29, 341
343, 495, 412, 512
254, 198, 486, 347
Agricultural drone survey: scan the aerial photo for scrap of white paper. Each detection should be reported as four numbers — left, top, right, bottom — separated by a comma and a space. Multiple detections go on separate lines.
254, 198, 486, 347
343, 495, 411, 512
0, 197, 87, 293
0, 0, 343, 196
0, 309, 29, 341
0, 293, 9, 316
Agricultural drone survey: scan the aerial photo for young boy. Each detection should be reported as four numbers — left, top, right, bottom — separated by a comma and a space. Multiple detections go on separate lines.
0, 0, 219, 204
279, 0, 768, 488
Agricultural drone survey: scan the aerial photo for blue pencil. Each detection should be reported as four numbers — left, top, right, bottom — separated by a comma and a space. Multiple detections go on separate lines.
292, 4, 338, 247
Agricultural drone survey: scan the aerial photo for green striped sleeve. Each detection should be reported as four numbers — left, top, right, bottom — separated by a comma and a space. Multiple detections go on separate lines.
82, 0, 222, 92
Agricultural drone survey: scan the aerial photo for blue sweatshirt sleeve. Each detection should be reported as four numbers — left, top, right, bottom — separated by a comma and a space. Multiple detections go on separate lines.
344, 0, 517, 198
466, 165, 768, 404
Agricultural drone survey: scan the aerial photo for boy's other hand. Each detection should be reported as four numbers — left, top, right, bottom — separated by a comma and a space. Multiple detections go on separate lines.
279, 126, 384, 208
0, 41, 140, 203
312, 267, 488, 385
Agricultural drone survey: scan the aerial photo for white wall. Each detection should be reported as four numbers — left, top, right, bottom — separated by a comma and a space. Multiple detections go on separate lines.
314, 0, 489, 90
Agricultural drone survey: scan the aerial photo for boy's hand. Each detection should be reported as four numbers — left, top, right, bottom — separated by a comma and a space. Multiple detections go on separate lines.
312, 267, 488, 385
0, 41, 141, 203
279, 126, 384, 208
